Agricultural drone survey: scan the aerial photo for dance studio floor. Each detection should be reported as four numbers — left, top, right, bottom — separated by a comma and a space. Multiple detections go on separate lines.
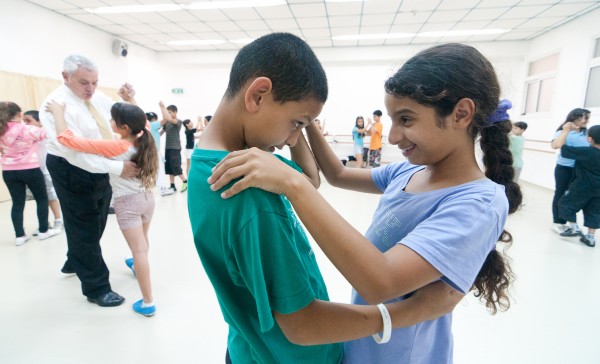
1, 180, 598, 364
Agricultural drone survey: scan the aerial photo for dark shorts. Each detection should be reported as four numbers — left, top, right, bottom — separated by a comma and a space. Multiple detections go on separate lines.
369, 148, 382, 167
165, 149, 183, 176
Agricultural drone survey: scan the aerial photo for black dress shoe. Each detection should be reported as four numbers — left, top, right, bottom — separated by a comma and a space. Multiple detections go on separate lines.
87, 291, 125, 307
61, 261, 75, 274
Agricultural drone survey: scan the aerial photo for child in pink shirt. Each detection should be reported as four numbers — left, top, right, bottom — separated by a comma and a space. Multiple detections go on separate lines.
1, 101, 61, 245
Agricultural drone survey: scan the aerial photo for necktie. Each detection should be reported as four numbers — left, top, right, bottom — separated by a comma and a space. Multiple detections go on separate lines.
85, 101, 113, 140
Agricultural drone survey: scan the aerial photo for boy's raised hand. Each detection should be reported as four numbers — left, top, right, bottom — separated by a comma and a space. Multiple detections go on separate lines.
208, 147, 300, 199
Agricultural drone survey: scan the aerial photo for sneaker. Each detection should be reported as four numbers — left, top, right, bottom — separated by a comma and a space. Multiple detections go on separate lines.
15, 235, 31, 246
32, 229, 39, 236
580, 234, 596, 247
37, 228, 61, 240
181, 182, 188, 192
560, 226, 583, 237
125, 257, 136, 276
61, 260, 75, 274
132, 299, 156, 317
552, 224, 567, 235
160, 187, 175, 196
53, 220, 64, 230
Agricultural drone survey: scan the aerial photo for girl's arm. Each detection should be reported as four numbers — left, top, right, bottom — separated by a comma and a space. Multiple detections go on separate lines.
289, 132, 320, 188
208, 149, 442, 303
550, 122, 573, 149
56, 130, 130, 158
45, 100, 68, 135
275, 280, 462, 345
306, 122, 379, 193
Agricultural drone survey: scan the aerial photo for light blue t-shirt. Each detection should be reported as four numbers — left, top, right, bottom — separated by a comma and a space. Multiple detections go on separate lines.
552, 130, 589, 167
343, 162, 508, 364
149, 120, 161, 150
352, 126, 363, 148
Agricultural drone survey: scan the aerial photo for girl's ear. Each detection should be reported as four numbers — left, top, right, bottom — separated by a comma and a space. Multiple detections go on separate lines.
453, 98, 475, 129
244, 77, 272, 113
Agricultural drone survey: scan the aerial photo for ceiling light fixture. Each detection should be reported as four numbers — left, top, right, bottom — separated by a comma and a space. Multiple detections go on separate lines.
186, 0, 286, 10
332, 29, 510, 41
86, 4, 181, 14
167, 39, 227, 46
86, 0, 286, 14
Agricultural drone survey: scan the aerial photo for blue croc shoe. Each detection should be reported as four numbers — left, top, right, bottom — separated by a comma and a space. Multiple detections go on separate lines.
125, 257, 136, 276
133, 299, 156, 317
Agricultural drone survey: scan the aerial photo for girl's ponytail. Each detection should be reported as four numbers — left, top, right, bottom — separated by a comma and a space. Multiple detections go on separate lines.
132, 127, 158, 190
473, 100, 523, 314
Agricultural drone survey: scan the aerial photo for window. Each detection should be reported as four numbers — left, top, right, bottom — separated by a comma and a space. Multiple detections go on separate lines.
584, 37, 600, 108
523, 53, 558, 114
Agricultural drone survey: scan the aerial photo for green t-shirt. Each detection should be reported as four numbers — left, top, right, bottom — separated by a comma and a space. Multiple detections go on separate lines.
187, 149, 343, 364
509, 134, 525, 169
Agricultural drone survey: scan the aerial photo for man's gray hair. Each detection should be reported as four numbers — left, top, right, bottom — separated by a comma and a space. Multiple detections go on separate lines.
63, 55, 97, 75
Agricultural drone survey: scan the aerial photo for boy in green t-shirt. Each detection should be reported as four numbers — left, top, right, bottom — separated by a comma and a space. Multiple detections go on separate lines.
187, 32, 461, 364
510, 121, 528, 181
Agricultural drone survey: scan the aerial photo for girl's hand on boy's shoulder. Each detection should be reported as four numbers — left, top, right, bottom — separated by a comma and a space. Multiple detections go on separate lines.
208, 147, 296, 199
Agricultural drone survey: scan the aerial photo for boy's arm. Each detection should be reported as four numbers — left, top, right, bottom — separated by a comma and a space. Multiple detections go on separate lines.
289, 132, 320, 188
560, 145, 589, 161
159, 101, 177, 125
275, 281, 462, 345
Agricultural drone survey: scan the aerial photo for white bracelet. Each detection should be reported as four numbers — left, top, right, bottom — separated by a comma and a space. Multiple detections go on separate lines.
372, 303, 392, 344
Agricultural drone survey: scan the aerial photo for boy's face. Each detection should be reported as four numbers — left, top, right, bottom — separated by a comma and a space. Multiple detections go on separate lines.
23, 115, 41, 128
246, 96, 323, 152
512, 125, 524, 135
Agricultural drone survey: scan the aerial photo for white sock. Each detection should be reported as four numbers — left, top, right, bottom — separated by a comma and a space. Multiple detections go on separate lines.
141, 301, 154, 308
55, 218, 63, 222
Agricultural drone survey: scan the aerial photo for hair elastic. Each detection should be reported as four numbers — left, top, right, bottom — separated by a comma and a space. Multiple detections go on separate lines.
486, 99, 512, 124
372, 303, 392, 344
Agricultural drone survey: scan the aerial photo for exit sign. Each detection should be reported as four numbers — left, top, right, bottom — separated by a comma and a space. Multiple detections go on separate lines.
171, 88, 184, 94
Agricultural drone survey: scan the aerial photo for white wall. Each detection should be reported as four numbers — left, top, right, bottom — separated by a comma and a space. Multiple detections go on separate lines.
0, 0, 165, 113
518, 7, 600, 189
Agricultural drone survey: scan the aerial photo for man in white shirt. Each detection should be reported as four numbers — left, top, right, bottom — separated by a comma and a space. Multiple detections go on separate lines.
40, 55, 138, 307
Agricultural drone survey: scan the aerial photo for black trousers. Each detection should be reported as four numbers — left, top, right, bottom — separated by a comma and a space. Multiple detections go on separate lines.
559, 189, 600, 229
46, 154, 113, 298
552, 165, 575, 224
2, 168, 49, 237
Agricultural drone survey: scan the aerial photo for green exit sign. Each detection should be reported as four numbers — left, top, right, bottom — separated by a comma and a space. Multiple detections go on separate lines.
171, 88, 184, 94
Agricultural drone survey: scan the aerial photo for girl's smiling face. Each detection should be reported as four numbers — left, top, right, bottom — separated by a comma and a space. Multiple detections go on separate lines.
384, 94, 471, 167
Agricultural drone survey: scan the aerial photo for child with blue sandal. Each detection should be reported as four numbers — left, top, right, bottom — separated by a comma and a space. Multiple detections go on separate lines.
46, 100, 158, 317
209, 43, 523, 363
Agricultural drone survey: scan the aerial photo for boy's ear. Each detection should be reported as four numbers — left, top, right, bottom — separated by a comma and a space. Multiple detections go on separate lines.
452, 98, 475, 129
244, 77, 273, 113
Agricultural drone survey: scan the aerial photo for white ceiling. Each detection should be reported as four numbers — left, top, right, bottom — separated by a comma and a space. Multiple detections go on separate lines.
26, 0, 600, 52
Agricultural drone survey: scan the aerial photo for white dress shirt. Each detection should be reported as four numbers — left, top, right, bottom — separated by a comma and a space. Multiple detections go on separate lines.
39, 84, 123, 175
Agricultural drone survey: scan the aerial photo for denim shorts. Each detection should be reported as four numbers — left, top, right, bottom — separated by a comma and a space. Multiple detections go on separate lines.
114, 191, 155, 230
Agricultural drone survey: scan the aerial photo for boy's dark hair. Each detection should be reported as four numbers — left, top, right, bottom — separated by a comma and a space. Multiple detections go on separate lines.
225, 32, 328, 103
205, 115, 212, 122
145, 112, 158, 121
513, 121, 527, 130
24, 110, 40, 121
384, 43, 522, 315
167, 105, 178, 113
183, 119, 191, 126
373, 110, 382, 117
588, 125, 600, 144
